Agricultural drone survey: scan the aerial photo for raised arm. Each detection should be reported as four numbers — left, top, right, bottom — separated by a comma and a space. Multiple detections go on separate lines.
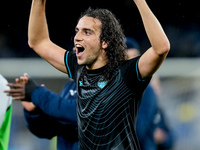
28, 0, 67, 73
133, 0, 170, 79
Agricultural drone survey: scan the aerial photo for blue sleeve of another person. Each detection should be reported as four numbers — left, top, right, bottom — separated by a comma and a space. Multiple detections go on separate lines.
31, 80, 77, 124
23, 81, 78, 149
24, 107, 58, 139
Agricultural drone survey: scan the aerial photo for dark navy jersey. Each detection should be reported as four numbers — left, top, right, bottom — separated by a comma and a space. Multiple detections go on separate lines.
65, 51, 151, 150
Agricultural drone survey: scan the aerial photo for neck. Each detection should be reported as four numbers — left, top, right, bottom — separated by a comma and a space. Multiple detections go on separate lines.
86, 50, 108, 70
86, 61, 107, 70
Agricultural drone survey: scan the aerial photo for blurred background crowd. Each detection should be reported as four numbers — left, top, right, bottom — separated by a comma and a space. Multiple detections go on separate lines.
0, 0, 200, 150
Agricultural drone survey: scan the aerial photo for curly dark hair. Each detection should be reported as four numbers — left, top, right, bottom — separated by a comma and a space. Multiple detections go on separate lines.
79, 8, 128, 80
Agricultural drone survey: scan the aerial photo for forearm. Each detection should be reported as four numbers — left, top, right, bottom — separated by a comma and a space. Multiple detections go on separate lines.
134, 0, 170, 55
28, 0, 49, 48
28, 0, 67, 73
32, 86, 77, 124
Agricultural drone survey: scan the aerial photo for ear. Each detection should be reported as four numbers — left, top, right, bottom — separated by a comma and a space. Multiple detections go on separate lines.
102, 41, 108, 49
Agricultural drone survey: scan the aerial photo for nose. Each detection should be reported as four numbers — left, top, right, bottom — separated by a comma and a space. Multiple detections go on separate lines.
74, 31, 82, 42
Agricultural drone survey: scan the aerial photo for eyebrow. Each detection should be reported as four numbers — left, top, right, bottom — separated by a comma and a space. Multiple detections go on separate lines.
75, 27, 94, 33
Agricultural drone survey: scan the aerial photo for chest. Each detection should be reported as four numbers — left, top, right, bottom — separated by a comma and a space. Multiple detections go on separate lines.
77, 72, 134, 116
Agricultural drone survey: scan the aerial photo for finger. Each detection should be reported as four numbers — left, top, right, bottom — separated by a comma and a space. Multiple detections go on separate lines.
16, 78, 25, 85
23, 73, 29, 83
23, 77, 28, 84
12, 96, 25, 100
21, 101, 36, 111
25, 79, 28, 84
15, 78, 20, 84
4, 88, 24, 94
20, 77, 27, 84
21, 101, 33, 105
7, 92, 24, 97
20, 76, 26, 83
7, 83, 24, 89
24, 73, 29, 78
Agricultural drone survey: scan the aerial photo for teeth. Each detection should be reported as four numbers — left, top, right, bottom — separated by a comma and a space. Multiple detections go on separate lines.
76, 44, 83, 48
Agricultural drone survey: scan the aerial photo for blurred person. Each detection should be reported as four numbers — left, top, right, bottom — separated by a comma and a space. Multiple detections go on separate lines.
0, 74, 12, 150
27, 0, 170, 149
124, 36, 140, 59
153, 108, 173, 150
150, 69, 174, 150
137, 85, 158, 150
125, 36, 158, 150
5, 74, 78, 150
125, 36, 173, 150
152, 76, 174, 150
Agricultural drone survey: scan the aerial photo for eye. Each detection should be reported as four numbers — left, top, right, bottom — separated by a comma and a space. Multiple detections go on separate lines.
85, 31, 90, 35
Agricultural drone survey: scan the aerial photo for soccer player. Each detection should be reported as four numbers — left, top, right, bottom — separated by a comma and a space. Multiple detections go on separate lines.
27, 0, 170, 149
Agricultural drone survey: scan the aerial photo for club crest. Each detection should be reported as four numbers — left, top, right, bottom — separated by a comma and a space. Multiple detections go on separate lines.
98, 81, 107, 89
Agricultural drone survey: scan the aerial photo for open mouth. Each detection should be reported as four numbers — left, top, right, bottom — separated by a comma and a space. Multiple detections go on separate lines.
76, 44, 85, 55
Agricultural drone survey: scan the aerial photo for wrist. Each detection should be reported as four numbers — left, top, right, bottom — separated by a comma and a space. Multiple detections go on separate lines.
24, 78, 39, 102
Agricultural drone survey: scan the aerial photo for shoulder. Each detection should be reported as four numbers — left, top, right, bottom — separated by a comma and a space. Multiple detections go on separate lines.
119, 57, 151, 93
120, 56, 140, 76
65, 51, 77, 64
121, 56, 140, 70
64, 51, 82, 80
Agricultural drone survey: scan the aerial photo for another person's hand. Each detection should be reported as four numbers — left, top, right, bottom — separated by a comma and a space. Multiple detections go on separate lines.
154, 127, 167, 144
4, 73, 39, 102
4, 73, 37, 111
4, 77, 27, 100
21, 101, 36, 111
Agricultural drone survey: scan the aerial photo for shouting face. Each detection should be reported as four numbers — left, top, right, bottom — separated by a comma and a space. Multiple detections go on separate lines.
74, 16, 108, 70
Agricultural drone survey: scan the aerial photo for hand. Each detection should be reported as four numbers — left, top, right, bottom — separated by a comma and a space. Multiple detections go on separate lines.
5, 82, 26, 100
21, 101, 36, 111
16, 73, 29, 84
4, 74, 37, 111
4, 73, 29, 100
154, 128, 167, 144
